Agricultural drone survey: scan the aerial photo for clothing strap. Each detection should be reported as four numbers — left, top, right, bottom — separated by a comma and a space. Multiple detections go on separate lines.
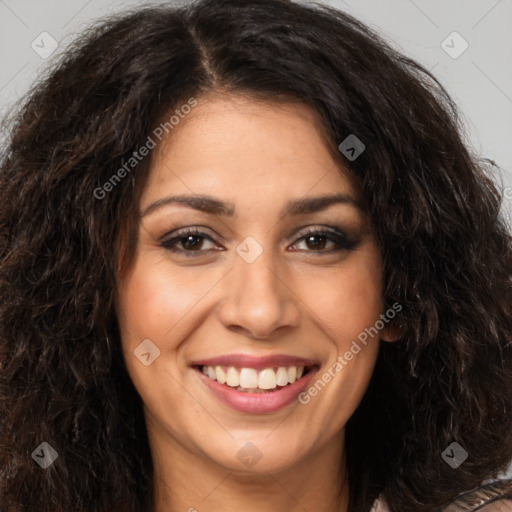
441, 479, 512, 511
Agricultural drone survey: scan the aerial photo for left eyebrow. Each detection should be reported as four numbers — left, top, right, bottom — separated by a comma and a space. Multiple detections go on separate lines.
283, 193, 362, 215
139, 192, 362, 218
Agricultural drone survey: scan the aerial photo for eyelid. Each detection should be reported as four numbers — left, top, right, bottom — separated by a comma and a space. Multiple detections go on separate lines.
160, 226, 220, 243
293, 225, 347, 240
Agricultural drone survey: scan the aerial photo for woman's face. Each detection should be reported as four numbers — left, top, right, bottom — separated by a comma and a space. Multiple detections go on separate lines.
116, 95, 389, 475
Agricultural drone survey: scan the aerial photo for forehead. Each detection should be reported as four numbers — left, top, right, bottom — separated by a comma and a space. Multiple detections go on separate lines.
142, 94, 359, 210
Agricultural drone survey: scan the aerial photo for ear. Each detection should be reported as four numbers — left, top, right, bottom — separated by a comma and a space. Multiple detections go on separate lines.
380, 322, 405, 342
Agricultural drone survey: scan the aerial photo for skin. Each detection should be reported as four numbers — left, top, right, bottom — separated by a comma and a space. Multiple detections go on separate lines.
115, 94, 398, 512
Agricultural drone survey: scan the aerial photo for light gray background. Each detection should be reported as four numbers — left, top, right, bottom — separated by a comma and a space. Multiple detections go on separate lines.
0, 0, 511, 479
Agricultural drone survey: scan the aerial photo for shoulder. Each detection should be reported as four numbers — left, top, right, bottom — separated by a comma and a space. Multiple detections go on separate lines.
370, 479, 512, 512
369, 498, 512, 512
476, 500, 512, 512
369, 496, 388, 512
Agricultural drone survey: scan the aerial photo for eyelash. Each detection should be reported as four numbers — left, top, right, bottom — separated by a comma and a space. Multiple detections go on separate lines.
160, 226, 359, 257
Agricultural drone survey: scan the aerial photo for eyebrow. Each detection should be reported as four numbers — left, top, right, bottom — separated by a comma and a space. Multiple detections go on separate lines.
140, 193, 361, 218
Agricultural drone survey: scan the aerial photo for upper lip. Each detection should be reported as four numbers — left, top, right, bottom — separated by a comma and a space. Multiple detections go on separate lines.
190, 354, 319, 370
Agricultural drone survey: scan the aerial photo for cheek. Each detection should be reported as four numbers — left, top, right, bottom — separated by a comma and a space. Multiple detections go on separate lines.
338, 269, 382, 336
115, 252, 203, 410
303, 248, 383, 344
116, 250, 216, 346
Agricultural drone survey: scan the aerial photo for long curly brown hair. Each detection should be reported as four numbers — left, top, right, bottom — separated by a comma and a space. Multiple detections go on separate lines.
1, 1, 511, 511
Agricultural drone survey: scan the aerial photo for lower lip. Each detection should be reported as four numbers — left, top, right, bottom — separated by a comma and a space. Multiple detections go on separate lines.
195, 367, 318, 414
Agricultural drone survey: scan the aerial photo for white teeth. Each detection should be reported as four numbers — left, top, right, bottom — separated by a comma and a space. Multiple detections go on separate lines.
276, 367, 289, 386
202, 364, 310, 391
226, 366, 240, 387
215, 365, 226, 384
239, 368, 258, 388
258, 368, 277, 389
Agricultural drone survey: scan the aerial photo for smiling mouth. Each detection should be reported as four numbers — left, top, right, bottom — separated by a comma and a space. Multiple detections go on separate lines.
194, 364, 315, 393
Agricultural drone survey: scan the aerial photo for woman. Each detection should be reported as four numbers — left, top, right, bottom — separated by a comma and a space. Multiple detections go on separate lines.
0, 1, 511, 511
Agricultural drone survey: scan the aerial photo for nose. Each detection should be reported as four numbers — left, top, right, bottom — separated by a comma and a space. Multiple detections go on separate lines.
218, 246, 301, 340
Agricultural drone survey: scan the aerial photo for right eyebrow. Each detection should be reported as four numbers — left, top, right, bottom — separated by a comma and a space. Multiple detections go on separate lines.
140, 194, 235, 218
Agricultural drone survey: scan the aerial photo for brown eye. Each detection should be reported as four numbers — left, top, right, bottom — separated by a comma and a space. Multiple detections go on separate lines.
302, 234, 330, 250
290, 227, 359, 253
161, 228, 218, 256
179, 234, 206, 251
